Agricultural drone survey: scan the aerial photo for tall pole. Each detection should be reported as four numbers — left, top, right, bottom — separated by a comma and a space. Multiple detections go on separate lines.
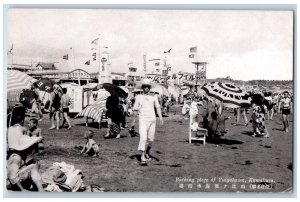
98, 35, 101, 84
72, 48, 80, 86
164, 55, 168, 85
11, 51, 13, 70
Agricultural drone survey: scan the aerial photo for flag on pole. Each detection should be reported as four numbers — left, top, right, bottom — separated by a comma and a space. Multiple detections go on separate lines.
148, 59, 160, 61
189, 54, 195, 58
91, 38, 99, 45
190, 46, 197, 53
85, 60, 90, 65
164, 48, 172, 54
8, 44, 13, 54
63, 54, 68, 60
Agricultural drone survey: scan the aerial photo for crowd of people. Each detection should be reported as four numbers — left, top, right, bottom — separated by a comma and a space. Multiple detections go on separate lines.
6, 78, 293, 191
181, 89, 292, 142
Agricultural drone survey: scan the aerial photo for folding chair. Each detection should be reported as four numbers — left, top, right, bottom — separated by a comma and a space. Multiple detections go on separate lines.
189, 116, 207, 144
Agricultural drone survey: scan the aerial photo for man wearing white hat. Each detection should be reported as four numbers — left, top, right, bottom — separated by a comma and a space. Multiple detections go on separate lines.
132, 79, 163, 165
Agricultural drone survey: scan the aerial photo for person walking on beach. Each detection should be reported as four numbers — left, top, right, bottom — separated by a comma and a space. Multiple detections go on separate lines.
131, 80, 163, 165
31, 83, 43, 121
61, 88, 72, 129
280, 91, 292, 132
49, 85, 62, 130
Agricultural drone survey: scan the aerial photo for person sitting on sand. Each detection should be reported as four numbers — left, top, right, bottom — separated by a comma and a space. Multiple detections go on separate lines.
7, 117, 44, 192
27, 118, 44, 151
80, 130, 100, 157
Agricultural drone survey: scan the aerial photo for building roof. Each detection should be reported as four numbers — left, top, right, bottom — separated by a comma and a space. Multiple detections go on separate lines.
34, 62, 57, 70
7, 64, 34, 71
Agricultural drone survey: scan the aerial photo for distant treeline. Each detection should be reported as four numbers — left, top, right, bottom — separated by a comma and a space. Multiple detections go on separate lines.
246, 80, 293, 86
212, 77, 293, 87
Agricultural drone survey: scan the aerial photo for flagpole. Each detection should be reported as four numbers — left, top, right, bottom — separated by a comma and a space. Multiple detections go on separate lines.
98, 35, 101, 85
72, 48, 80, 86
11, 50, 13, 70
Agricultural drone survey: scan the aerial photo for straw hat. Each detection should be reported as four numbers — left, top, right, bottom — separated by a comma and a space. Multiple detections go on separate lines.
136, 79, 156, 89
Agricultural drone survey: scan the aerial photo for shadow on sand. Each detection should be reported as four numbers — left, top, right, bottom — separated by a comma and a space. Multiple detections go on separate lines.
209, 138, 244, 145
129, 154, 160, 162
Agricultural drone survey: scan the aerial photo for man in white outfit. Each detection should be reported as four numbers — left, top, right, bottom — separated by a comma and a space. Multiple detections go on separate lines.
132, 80, 163, 165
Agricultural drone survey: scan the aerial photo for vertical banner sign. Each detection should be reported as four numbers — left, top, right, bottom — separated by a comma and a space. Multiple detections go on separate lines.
143, 54, 147, 72
69, 86, 83, 113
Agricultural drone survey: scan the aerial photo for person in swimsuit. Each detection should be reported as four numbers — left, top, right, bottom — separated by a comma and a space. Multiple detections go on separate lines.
280, 91, 292, 132
49, 86, 61, 130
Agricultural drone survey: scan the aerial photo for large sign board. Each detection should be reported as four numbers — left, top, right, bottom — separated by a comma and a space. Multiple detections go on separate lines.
68, 69, 91, 79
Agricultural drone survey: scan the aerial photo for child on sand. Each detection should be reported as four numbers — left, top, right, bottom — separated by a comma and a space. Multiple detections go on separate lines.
80, 130, 100, 156
27, 118, 44, 151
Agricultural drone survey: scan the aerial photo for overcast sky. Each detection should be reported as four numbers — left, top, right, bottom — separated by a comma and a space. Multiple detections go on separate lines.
7, 9, 293, 80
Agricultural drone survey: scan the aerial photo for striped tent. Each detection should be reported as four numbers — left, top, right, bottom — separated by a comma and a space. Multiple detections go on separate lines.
77, 95, 108, 123
8, 70, 36, 92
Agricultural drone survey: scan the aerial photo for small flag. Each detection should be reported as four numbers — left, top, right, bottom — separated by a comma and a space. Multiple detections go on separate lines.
8, 44, 13, 54
190, 46, 197, 53
164, 48, 172, 54
85, 60, 90, 65
91, 38, 99, 45
155, 62, 160, 66
189, 54, 195, 58
148, 59, 160, 61
63, 54, 68, 60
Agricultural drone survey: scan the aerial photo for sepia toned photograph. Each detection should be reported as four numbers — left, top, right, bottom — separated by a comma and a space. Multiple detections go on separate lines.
5, 8, 294, 194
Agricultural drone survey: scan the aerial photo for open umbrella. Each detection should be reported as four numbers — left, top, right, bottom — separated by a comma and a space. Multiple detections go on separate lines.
8, 70, 36, 92
181, 86, 191, 96
201, 82, 251, 108
7, 70, 37, 107
102, 83, 128, 98
167, 85, 182, 98
34, 78, 61, 93
150, 84, 170, 97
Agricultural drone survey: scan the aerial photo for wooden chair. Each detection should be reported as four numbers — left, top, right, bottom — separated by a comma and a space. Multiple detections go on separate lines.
189, 116, 207, 144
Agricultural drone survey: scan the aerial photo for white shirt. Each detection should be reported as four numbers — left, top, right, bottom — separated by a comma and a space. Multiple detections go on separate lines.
133, 94, 160, 122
